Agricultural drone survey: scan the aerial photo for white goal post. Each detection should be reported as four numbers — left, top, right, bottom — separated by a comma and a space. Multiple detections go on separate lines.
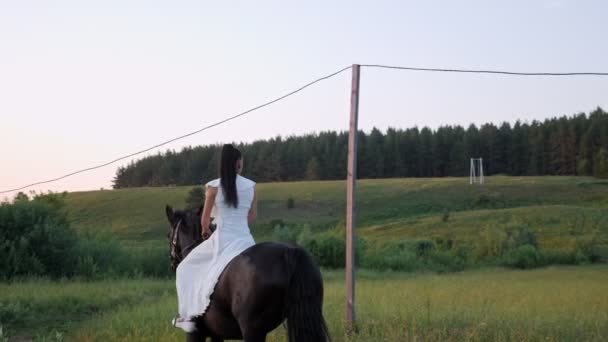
470, 158, 484, 184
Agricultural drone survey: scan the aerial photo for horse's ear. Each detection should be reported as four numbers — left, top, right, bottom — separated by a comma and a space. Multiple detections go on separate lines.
165, 205, 174, 222
196, 205, 204, 217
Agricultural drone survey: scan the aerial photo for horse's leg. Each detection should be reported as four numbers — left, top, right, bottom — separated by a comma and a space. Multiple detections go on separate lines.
185, 331, 206, 342
242, 334, 266, 342
238, 317, 267, 342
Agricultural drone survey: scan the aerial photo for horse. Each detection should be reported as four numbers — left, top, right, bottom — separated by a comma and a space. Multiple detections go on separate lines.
165, 205, 330, 342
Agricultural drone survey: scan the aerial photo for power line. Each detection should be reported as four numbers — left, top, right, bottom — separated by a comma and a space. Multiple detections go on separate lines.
0, 66, 352, 194
3, 63, 608, 194
360, 64, 608, 76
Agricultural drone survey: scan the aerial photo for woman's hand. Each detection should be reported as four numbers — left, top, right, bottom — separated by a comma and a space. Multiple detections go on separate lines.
201, 227, 212, 240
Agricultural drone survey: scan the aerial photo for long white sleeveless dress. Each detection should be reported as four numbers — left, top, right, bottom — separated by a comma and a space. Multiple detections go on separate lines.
176, 175, 256, 319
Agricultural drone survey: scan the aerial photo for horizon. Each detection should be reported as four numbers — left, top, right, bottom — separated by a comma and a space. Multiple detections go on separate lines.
4, 105, 605, 201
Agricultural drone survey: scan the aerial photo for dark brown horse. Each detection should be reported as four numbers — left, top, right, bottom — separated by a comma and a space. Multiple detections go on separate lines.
165, 205, 330, 342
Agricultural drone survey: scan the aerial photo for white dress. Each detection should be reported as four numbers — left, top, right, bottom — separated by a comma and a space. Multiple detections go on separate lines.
176, 175, 256, 319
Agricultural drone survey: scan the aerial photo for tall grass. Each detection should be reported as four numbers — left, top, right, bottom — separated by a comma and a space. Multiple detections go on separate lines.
63, 176, 608, 244
0, 279, 173, 340
42, 266, 604, 341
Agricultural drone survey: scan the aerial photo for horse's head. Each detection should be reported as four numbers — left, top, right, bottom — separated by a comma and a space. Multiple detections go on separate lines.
165, 205, 208, 272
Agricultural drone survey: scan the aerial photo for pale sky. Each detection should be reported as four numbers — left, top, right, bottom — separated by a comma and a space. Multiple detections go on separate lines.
1, 0, 607, 200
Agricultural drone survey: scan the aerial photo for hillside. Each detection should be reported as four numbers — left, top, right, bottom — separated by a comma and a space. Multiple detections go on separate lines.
64, 176, 608, 251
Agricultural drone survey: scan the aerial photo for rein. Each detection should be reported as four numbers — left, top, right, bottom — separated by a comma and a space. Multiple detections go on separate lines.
170, 219, 183, 264
169, 218, 206, 268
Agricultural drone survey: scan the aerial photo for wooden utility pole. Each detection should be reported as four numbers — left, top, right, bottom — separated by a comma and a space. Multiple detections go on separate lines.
346, 64, 360, 334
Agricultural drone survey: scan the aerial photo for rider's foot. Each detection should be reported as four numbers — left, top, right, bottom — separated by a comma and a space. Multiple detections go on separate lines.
172, 317, 196, 333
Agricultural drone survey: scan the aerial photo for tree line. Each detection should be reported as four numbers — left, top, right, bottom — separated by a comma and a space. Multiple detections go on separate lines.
112, 107, 608, 188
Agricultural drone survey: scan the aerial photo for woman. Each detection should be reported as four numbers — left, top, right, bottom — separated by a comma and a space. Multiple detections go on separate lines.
173, 144, 257, 332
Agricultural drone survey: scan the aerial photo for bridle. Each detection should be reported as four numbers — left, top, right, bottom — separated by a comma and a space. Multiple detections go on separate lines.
169, 218, 184, 267
169, 217, 207, 270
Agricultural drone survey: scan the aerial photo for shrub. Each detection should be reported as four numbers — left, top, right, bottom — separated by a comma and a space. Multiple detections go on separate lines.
539, 249, 578, 265
286, 197, 295, 209
504, 224, 538, 251
453, 245, 473, 265
269, 219, 286, 228
75, 255, 100, 279
574, 237, 608, 263
574, 249, 590, 264
0, 192, 173, 280
593, 148, 608, 178
296, 225, 317, 257
272, 224, 299, 243
441, 210, 450, 222
590, 244, 608, 263
427, 250, 466, 272
315, 235, 345, 268
0, 192, 78, 279
502, 244, 540, 269
362, 248, 418, 272
434, 237, 454, 251
415, 240, 436, 257
185, 187, 205, 210
292, 223, 365, 269
131, 246, 172, 278
474, 227, 508, 261
473, 194, 491, 207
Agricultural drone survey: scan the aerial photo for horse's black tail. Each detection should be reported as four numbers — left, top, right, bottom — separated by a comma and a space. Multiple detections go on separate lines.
284, 245, 330, 342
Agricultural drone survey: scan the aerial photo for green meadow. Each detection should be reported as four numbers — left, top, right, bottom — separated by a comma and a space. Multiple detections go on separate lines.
64, 176, 608, 249
1, 267, 607, 341
2, 176, 608, 341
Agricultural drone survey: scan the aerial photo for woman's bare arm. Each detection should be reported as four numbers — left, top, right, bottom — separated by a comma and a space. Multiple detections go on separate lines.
248, 188, 257, 224
201, 186, 218, 237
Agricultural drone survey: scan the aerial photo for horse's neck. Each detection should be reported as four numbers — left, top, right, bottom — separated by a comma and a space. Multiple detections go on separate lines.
181, 239, 202, 259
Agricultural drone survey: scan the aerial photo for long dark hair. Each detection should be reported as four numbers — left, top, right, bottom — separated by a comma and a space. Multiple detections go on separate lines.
220, 144, 242, 208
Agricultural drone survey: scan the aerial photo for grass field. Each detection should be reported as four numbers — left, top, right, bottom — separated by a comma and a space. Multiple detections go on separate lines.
1, 266, 607, 341
64, 176, 608, 251
3, 176, 607, 341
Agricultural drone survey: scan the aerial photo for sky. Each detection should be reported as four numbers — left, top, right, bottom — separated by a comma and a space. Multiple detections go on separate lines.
1, 0, 607, 200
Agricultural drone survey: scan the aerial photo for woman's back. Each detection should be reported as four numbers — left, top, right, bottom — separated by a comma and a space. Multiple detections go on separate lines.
207, 175, 256, 233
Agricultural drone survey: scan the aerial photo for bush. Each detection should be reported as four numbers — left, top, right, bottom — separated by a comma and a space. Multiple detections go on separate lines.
286, 197, 295, 209
296, 225, 317, 257
474, 227, 508, 261
504, 224, 538, 249
361, 240, 419, 271
441, 210, 450, 222
593, 148, 608, 178
75, 255, 100, 279
426, 250, 466, 272
415, 240, 436, 257
315, 235, 346, 268
502, 244, 540, 269
286, 223, 365, 269
0, 192, 172, 280
185, 187, 205, 210
132, 246, 172, 278
272, 224, 299, 243
0, 192, 78, 279
590, 244, 608, 263
473, 194, 492, 207
299, 224, 347, 268
363, 248, 418, 272
574, 237, 608, 263
538, 249, 578, 265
